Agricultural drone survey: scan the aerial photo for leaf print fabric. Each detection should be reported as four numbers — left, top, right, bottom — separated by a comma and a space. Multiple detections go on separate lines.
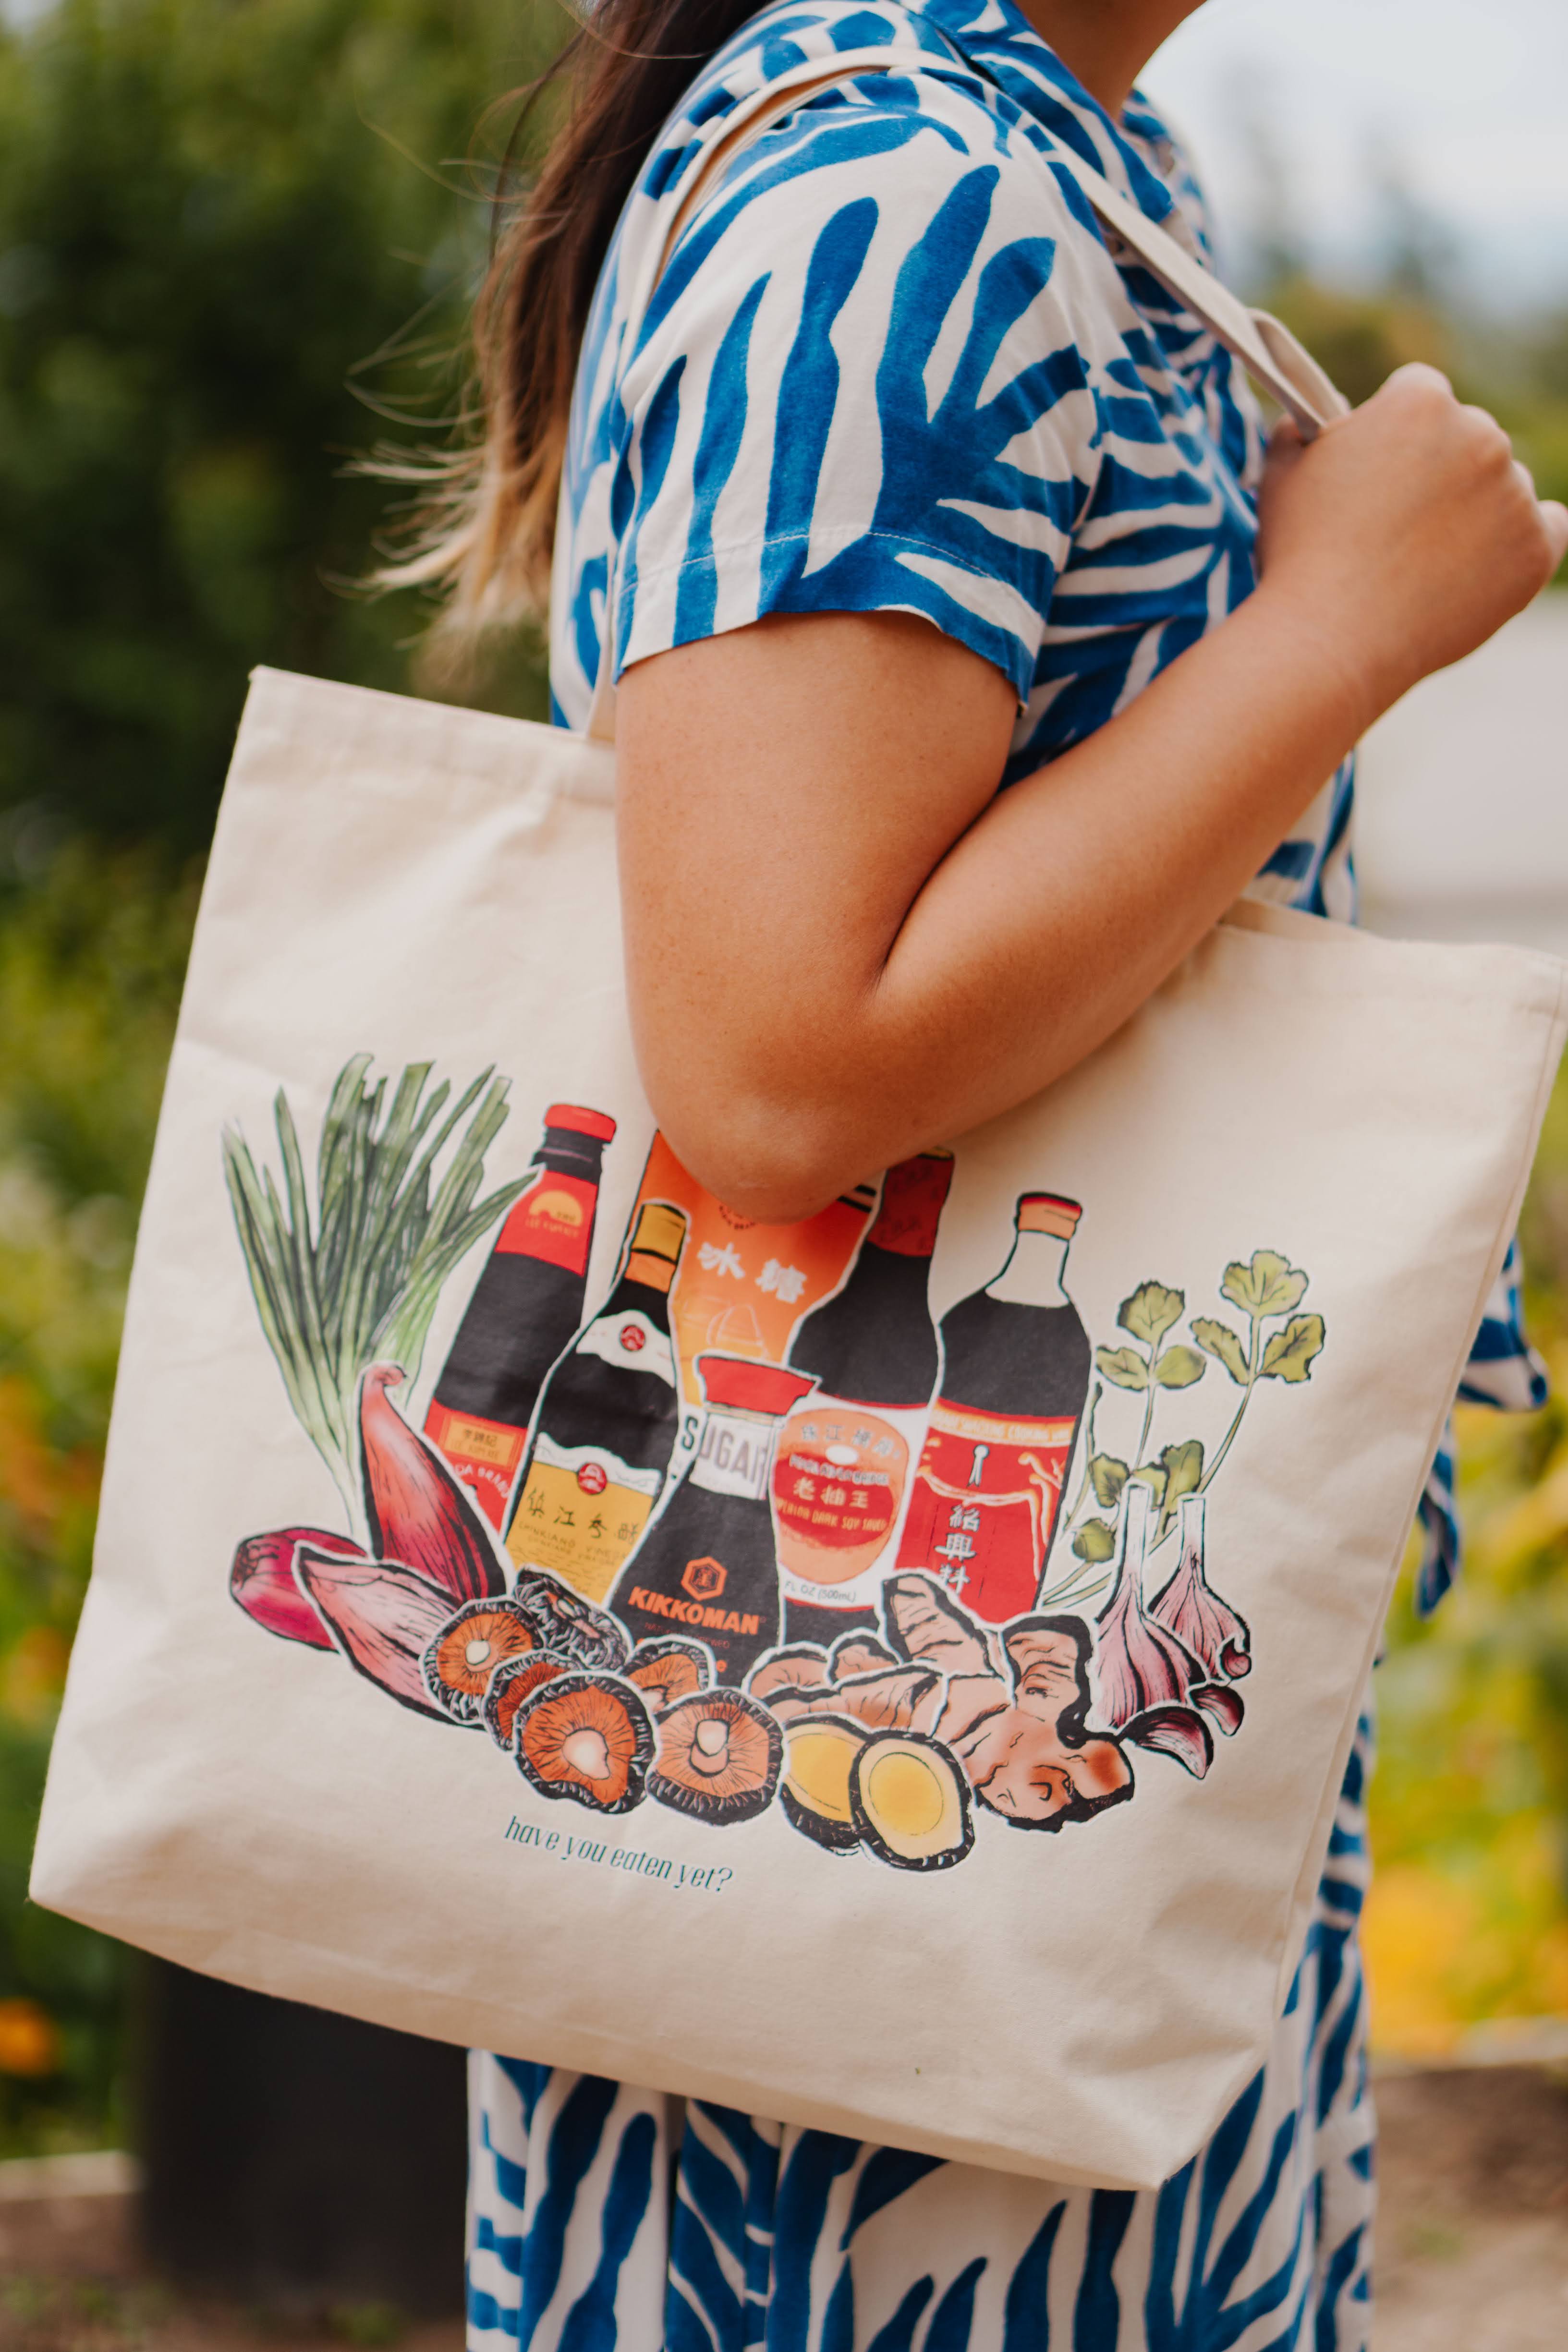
469, 0, 1546, 2342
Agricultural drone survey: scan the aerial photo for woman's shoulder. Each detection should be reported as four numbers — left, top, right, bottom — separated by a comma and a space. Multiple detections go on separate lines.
609, 1, 1128, 396
635, 3, 1098, 269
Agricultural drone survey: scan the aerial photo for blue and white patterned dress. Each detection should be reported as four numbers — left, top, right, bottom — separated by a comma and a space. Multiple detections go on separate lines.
468, 3, 1544, 2343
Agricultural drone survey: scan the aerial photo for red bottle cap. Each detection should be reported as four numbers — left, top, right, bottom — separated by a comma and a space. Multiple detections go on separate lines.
545, 1104, 618, 1143
1018, 1192, 1082, 1240
869, 1151, 954, 1258
697, 1355, 818, 1418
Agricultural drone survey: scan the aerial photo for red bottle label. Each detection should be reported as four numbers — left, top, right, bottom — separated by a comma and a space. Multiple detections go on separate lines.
421, 1402, 527, 1530
896, 1401, 1079, 1624
494, 1168, 598, 1275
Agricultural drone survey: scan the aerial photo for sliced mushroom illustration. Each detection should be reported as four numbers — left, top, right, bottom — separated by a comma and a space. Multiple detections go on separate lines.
421, 1597, 539, 1723
513, 1672, 653, 1811
625, 1637, 712, 1711
647, 1690, 782, 1826
745, 1646, 830, 1704
851, 1732, 973, 1870
513, 1576, 630, 1674
780, 1714, 869, 1854
484, 1651, 570, 1750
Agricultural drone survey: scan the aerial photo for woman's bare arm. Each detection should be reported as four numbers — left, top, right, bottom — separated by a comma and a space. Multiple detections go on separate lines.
616, 366, 1568, 1221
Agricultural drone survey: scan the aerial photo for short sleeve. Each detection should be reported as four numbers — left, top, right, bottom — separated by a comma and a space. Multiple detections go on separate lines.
611, 83, 1104, 702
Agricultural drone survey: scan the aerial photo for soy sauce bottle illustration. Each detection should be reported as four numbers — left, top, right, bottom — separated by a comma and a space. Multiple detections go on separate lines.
506, 1200, 688, 1602
610, 1355, 817, 1681
897, 1193, 1092, 1623
424, 1103, 616, 1528
771, 1150, 953, 1648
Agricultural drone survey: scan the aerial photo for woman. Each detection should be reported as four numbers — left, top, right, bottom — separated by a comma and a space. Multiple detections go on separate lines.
405, 0, 1566, 2343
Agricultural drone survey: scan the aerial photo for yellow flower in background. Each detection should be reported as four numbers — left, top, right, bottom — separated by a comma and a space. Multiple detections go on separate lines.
1, 1625, 71, 1728
0, 1999, 60, 2078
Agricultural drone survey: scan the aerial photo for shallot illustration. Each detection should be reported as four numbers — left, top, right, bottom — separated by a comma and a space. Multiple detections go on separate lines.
1092, 1487, 1212, 1777
294, 1548, 457, 1719
229, 1527, 363, 1649
359, 1363, 504, 1604
1148, 1494, 1252, 1683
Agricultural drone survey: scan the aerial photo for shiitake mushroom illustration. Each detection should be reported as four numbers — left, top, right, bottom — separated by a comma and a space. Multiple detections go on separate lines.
647, 1690, 781, 1826
745, 1646, 829, 1705
624, 1637, 712, 1711
779, 1713, 869, 1854
513, 1673, 653, 1812
513, 1576, 630, 1674
850, 1732, 973, 1871
828, 1631, 897, 1682
484, 1651, 570, 1749
421, 1597, 539, 1724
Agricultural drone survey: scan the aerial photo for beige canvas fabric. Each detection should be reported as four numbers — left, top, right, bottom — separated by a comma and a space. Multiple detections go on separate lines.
31, 665, 1566, 2188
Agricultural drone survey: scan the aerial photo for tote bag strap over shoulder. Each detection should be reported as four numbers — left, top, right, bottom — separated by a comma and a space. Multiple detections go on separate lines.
585, 46, 1349, 742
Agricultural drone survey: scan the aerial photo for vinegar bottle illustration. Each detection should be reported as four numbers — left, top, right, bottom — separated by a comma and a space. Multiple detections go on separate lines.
897, 1192, 1092, 1624
424, 1103, 616, 1528
610, 1355, 817, 1681
505, 1200, 688, 1601
772, 1150, 953, 1647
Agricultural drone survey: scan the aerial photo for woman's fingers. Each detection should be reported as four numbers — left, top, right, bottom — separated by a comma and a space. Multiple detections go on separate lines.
1538, 498, 1568, 571
1254, 363, 1566, 712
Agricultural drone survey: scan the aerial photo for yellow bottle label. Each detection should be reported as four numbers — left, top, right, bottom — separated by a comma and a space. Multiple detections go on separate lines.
507, 1438, 661, 1603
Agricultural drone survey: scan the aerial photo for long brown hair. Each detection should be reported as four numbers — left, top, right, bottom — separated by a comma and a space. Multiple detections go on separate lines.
381, 0, 764, 655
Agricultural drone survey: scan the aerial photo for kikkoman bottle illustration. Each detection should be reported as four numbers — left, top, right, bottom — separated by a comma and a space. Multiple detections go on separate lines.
610, 1354, 818, 1681
424, 1103, 616, 1528
505, 1199, 688, 1601
897, 1192, 1092, 1624
771, 1150, 953, 1647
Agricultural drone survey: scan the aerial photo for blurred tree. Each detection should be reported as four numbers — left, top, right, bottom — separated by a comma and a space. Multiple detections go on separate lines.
0, 845, 196, 2148
0, 0, 555, 860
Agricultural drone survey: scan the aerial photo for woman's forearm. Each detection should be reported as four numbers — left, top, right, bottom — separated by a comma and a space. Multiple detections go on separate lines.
625, 584, 1368, 1221
865, 582, 1370, 1125
618, 372, 1565, 1223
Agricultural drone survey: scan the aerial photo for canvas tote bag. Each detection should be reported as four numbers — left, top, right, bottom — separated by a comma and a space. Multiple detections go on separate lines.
31, 51, 1568, 2191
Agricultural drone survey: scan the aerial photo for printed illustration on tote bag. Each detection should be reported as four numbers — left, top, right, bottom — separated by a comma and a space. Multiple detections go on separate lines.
222, 1055, 1325, 1872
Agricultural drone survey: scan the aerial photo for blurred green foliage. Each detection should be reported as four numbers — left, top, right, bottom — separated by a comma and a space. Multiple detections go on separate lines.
0, 0, 1565, 2148
0, 0, 560, 2147
1365, 1085, 1568, 2055
0, 847, 197, 2147
0, 0, 554, 859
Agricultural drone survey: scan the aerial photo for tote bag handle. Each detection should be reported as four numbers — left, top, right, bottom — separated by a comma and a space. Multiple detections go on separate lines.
587, 46, 1349, 742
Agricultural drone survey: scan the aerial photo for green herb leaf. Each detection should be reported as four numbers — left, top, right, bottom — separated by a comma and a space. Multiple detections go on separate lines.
1130, 1463, 1168, 1509
1072, 1518, 1117, 1564
1192, 1316, 1250, 1384
1155, 1345, 1206, 1389
1095, 1345, 1149, 1391
1118, 1281, 1185, 1347
1155, 1438, 1204, 1537
1259, 1313, 1325, 1383
1089, 1454, 1130, 1510
1220, 1251, 1309, 1320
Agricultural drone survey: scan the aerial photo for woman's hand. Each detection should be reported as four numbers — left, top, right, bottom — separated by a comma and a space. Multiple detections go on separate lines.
618, 376, 1565, 1223
1256, 364, 1568, 724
